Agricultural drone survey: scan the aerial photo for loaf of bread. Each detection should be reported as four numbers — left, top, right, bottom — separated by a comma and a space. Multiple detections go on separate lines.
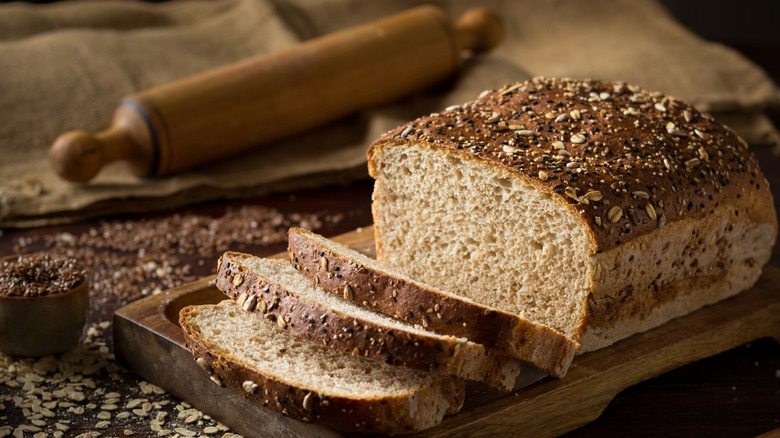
287, 226, 577, 377
368, 77, 777, 352
180, 301, 465, 434
215, 252, 523, 390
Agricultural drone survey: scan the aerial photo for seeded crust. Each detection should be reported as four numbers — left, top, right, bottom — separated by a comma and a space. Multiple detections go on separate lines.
367, 77, 777, 351
180, 302, 465, 434
215, 252, 523, 390
287, 227, 577, 377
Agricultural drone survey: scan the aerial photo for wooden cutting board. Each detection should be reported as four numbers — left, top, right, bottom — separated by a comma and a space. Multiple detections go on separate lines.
113, 226, 780, 438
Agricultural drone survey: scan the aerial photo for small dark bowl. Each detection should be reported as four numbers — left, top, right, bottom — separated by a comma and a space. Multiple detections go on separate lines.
0, 255, 89, 357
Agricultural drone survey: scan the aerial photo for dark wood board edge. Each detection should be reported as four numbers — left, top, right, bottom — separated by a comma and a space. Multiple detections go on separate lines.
113, 227, 780, 438
113, 278, 342, 438
417, 267, 780, 438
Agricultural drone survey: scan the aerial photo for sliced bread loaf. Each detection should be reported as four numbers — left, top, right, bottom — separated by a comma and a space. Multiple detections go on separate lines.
180, 301, 464, 434
287, 226, 577, 377
215, 252, 523, 390
367, 77, 777, 352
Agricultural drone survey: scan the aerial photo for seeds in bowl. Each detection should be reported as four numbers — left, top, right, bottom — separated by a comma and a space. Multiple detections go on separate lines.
0, 254, 86, 297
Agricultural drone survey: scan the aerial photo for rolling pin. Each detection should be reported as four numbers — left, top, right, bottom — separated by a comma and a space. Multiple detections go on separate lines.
49, 5, 503, 182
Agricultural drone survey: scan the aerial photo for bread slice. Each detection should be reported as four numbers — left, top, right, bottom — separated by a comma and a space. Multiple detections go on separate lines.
368, 77, 778, 353
180, 301, 464, 434
287, 226, 577, 377
215, 252, 523, 390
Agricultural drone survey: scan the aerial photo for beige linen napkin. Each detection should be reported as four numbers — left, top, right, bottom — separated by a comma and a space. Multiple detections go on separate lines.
0, 0, 777, 227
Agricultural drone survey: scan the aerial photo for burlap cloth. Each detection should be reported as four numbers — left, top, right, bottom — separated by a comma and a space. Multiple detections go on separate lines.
1, 0, 777, 228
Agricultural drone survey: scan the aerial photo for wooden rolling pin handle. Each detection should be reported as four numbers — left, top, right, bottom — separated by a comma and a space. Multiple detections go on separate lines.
454, 7, 504, 53
49, 6, 503, 183
49, 101, 156, 183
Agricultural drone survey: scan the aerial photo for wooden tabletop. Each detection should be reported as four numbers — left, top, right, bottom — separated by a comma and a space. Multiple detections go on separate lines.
1, 156, 779, 437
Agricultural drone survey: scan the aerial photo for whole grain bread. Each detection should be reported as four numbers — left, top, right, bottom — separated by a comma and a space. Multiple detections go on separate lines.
179, 301, 465, 434
287, 226, 577, 377
215, 252, 523, 390
368, 77, 777, 352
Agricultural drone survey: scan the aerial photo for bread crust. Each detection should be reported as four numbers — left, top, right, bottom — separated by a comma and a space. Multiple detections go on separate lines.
368, 77, 776, 253
216, 252, 522, 390
367, 77, 777, 350
287, 227, 577, 377
180, 304, 465, 434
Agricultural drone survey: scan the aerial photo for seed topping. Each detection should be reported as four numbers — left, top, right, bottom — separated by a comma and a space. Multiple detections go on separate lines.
343, 285, 354, 301
243, 381, 258, 393
607, 206, 623, 223
303, 392, 315, 411
384, 77, 763, 250
570, 133, 586, 144
243, 294, 257, 312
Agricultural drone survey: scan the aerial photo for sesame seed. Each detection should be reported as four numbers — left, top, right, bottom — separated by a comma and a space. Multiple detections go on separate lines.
538, 170, 549, 181
552, 141, 565, 150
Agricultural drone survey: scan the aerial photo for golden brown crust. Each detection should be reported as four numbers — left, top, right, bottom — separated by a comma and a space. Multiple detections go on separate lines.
580, 194, 776, 350
287, 227, 578, 377
179, 305, 465, 434
216, 252, 521, 388
368, 77, 774, 252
